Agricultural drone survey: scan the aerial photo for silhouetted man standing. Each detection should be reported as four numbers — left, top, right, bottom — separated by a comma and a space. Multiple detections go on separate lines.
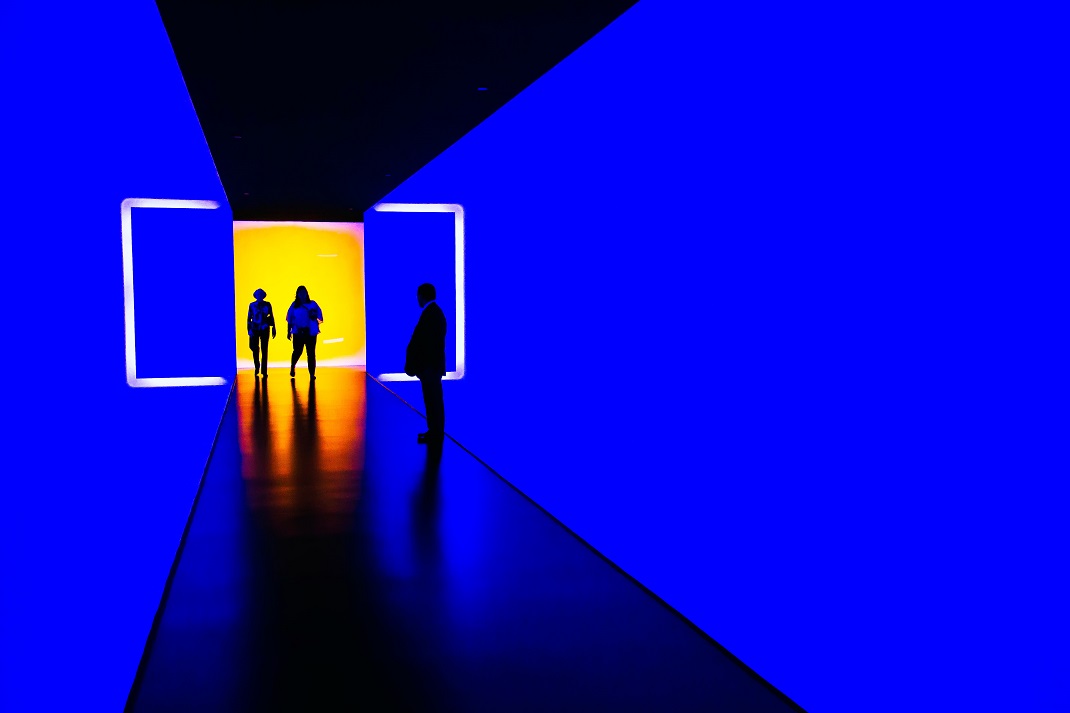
406, 283, 447, 444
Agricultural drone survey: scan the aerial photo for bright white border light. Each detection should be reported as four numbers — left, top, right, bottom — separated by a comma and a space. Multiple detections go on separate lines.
372, 203, 466, 382
121, 198, 227, 388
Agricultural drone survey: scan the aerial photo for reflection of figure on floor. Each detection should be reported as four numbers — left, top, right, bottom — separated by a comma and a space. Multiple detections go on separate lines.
286, 285, 324, 380
288, 376, 316, 438
412, 438, 443, 567
405, 283, 446, 444
289, 378, 322, 531
290, 378, 319, 451
247, 288, 276, 377
250, 373, 270, 477
253, 373, 269, 427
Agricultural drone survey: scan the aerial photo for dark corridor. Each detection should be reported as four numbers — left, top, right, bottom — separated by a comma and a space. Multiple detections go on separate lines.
127, 369, 799, 712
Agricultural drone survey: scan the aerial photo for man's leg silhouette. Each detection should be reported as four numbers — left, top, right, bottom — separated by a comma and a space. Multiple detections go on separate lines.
258, 331, 270, 377
290, 336, 304, 378
419, 374, 445, 441
306, 335, 317, 379
250, 334, 260, 375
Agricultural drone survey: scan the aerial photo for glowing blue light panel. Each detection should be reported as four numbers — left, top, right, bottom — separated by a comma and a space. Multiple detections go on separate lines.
0, 2, 234, 710
124, 199, 232, 387
366, 1, 1069, 711
365, 204, 465, 381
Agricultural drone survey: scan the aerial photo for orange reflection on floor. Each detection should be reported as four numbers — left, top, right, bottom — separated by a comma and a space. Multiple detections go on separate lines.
237, 368, 367, 536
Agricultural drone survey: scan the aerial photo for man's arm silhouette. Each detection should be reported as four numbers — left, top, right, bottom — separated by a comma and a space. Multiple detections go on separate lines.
405, 310, 428, 377
266, 301, 277, 338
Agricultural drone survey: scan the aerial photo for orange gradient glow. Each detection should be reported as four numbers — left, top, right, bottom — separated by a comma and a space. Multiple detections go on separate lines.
236, 371, 367, 535
234, 221, 366, 369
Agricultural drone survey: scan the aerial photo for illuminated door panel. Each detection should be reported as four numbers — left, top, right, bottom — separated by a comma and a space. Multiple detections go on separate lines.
233, 222, 366, 369
122, 198, 231, 387
364, 203, 465, 381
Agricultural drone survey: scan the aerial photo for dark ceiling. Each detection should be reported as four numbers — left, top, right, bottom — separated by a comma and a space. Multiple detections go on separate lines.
157, 0, 638, 222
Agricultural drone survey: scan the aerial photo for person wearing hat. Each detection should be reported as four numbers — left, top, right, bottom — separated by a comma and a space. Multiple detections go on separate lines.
247, 288, 276, 377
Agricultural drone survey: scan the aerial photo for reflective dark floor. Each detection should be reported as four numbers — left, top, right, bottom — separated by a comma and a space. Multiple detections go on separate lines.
128, 369, 800, 712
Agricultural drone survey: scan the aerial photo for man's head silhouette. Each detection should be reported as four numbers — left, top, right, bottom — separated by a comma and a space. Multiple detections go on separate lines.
417, 283, 436, 308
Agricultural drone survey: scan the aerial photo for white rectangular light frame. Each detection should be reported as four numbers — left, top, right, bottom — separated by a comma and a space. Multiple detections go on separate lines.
121, 198, 228, 388
372, 202, 466, 381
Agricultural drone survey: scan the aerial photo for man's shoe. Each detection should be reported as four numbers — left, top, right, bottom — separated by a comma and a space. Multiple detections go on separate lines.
289, 367, 296, 377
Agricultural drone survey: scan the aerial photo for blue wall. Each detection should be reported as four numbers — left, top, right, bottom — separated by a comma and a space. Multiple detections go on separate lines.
367, 1, 1068, 710
0, 2, 234, 710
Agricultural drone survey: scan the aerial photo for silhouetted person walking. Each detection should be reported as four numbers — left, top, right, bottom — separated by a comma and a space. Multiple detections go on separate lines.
405, 283, 446, 443
287, 285, 324, 380
247, 288, 276, 377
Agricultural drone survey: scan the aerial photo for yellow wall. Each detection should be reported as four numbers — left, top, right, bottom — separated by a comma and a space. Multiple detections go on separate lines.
234, 222, 365, 369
